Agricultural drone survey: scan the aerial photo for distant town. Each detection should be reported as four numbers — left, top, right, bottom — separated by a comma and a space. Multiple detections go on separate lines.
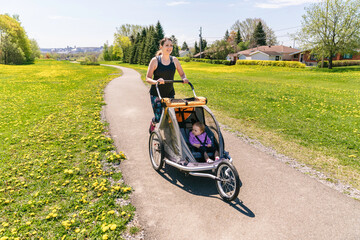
40, 46, 103, 54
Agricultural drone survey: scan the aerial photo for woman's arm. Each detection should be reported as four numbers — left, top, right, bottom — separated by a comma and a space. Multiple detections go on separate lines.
173, 57, 189, 83
146, 57, 164, 85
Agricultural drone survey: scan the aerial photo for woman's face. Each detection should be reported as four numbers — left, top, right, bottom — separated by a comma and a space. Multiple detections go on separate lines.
192, 125, 202, 136
161, 40, 173, 55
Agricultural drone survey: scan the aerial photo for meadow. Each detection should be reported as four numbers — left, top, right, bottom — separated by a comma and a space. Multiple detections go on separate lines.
0, 60, 137, 239
106, 61, 360, 190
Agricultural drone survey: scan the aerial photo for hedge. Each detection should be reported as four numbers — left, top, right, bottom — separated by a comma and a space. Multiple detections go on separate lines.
236, 60, 305, 68
177, 57, 231, 65
317, 60, 360, 68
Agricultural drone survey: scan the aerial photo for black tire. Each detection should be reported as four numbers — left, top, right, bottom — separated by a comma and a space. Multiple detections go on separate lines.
149, 131, 164, 171
215, 161, 241, 201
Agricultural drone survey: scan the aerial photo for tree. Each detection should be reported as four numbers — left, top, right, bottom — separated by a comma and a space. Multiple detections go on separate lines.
170, 35, 179, 57
29, 39, 41, 60
235, 30, 242, 45
194, 41, 199, 54
155, 20, 165, 45
231, 18, 277, 47
253, 22, 267, 46
181, 41, 189, 51
0, 14, 33, 64
113, 35, 131, 61
238, 41, 250, 51
200, 39, 207, 51
297, 0, 360, 69
207, 40, 232, 60
116, 24, 143, 37
224, 30, 230, 41
102, 42, 111, 61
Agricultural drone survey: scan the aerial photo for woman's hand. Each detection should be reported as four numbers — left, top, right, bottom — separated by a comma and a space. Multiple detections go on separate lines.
157, 78, 165, 84
182, 78, 189, 84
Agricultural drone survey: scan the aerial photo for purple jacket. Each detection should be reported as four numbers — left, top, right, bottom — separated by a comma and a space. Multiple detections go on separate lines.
189, 131, 212, 146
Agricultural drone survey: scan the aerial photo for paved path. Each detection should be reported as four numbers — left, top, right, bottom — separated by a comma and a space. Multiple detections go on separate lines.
103, 65, 360, 240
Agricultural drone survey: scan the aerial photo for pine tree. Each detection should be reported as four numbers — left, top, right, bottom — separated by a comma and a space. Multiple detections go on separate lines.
136, 28, 147, 64
224, 30, 230, 41
194, 41, 199, 54
253, 22, 266, 46
170, 35, 179, 57
155, 20, 165, 45
129, 32, 140, 64
235, 30, 242, 45
142, 25, 156, 65
200, 39, 207, 51
181, 41, 189, 51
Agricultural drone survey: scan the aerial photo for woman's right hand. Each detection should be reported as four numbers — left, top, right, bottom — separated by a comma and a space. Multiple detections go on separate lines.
157, 78, 165, 84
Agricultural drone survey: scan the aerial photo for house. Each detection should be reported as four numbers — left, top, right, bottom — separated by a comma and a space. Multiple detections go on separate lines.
289, 49, 360, 66
228, 45, 300, 62
179, 50, 190, 57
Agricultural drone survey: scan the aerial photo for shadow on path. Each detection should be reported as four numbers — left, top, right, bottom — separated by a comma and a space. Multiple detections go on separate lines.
158, 164, 255, 218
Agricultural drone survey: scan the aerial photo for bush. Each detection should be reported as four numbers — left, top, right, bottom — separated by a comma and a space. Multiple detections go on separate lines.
80, 55, 100, 65
317, 60, 360, 68
178, 57, 232, 66
236, 60, 305, 68
80, 61, 100, 65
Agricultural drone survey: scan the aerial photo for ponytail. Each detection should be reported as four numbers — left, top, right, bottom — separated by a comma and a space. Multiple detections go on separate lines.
156, 50, 162, 56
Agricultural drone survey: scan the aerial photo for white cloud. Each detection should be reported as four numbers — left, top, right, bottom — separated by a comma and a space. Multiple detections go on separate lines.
255, 0, 321, 9
166, 1, 191, 6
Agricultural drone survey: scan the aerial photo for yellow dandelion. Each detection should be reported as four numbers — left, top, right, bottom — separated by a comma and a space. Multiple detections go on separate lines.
107, 210, 115, 215
2, 222, 9, 227
110, 224, 117, 230
102, 234, 109, 240
75, 228, 80, 233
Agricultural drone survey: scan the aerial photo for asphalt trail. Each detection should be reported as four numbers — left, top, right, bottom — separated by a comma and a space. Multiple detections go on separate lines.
103, 65, 360, 240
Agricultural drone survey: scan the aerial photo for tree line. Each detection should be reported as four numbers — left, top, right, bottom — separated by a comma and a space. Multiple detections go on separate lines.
103, 21, 180, 65
188, 18, 276, 60
0, 14, 40, 65
105, 18, 277, 63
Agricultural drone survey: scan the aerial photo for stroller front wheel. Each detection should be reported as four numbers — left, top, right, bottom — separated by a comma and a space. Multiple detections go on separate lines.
149, 131, 164, 171
216, 161, 241, 201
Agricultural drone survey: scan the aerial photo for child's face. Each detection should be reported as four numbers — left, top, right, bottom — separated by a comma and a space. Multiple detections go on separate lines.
192, 125, 203, 136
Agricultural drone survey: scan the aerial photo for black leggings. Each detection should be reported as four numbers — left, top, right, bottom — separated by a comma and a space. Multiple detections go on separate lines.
194, 146, 216, 160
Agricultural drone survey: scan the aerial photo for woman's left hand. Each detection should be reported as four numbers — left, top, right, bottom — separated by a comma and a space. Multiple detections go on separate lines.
182, 78, 189, 84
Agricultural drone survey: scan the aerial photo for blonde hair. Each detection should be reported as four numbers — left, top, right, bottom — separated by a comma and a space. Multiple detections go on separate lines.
193, 122, 205, 133
155, 37, 173, 56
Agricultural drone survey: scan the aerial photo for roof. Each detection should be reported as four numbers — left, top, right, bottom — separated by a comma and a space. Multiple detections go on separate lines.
249, 50, 283, 56
238, 45, 300, 56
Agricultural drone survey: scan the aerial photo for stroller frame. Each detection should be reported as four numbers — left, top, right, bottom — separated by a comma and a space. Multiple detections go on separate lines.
149, 80, 241, 201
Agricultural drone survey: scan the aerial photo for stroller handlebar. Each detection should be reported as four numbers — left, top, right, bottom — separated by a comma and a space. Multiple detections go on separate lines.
156, 80, 196, 100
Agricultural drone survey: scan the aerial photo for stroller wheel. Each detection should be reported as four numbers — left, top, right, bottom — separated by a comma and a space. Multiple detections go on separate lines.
149, 131, 164, 171
215, 160, 241, 201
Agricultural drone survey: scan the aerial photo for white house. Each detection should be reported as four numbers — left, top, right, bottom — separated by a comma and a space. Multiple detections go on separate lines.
229, 45, 299, 62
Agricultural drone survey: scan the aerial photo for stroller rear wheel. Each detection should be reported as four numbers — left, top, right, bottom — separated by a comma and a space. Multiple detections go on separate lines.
149, 131, 164, 171
216, 161, 241, 201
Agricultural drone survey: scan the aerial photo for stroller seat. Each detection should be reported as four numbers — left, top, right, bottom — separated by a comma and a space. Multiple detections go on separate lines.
180, 126, 216, 161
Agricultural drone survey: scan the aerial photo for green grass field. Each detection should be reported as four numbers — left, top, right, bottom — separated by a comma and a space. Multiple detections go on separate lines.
105, 61, 360, 189
0, 60, 135, 239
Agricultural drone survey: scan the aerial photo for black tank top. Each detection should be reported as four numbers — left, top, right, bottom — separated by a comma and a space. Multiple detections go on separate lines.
149, 56, 176, 97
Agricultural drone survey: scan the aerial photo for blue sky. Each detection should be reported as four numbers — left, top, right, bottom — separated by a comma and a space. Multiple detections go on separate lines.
0, 0, 320, 48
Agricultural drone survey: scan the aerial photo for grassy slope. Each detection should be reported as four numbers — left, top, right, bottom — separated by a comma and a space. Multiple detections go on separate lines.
105, 61, 360, 189
0, 60, 135, 239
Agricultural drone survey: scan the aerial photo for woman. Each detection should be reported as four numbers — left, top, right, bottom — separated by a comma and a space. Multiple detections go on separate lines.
146, 37, 189, 133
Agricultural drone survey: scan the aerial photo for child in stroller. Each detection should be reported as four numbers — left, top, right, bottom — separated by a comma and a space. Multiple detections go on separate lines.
189, 122, 220, 163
